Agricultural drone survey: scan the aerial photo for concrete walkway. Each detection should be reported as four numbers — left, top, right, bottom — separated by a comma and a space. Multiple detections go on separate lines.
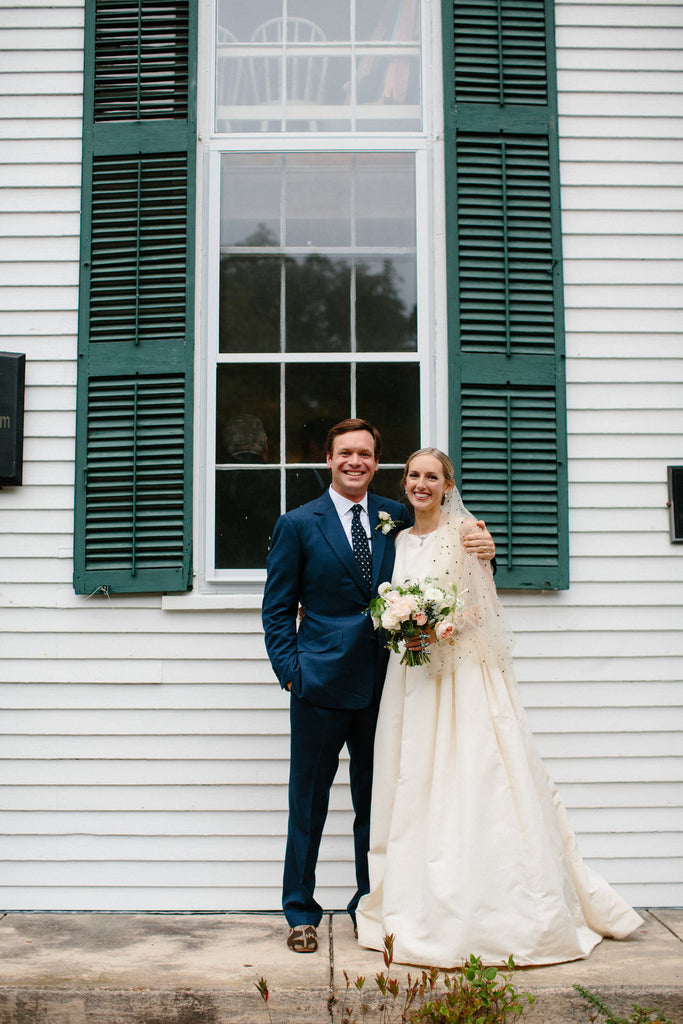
0, 910, 681, 1023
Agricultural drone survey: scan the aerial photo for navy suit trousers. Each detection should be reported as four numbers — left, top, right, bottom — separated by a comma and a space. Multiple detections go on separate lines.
283, 693, 379, 927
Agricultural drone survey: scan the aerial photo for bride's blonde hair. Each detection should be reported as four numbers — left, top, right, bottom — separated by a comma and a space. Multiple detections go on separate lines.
401, 447, 455, 491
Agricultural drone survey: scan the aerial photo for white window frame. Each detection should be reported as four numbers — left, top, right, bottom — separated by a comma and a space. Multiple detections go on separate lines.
194, 0, 449, 591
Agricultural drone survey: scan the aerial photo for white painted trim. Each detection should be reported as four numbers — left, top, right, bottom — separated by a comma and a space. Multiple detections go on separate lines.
199, 0, 445, 586
162, 593, 264, 610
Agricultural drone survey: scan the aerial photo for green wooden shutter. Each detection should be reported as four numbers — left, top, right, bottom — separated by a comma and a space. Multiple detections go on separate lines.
74, 1, 196, 594
443, 0, 568, 589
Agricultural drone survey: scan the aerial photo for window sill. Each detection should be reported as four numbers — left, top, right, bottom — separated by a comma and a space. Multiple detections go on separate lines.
162, 591, 264, 611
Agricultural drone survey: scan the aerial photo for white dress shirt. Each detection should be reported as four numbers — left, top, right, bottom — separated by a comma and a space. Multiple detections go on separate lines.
328, 487, 372, 550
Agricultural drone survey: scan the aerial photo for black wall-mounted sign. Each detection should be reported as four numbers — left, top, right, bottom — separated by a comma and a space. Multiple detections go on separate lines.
0, 352, 26, 486
668, 466, 683, 543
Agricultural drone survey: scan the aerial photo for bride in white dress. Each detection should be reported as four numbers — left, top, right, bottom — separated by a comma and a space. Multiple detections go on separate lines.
356, 448, 642, 968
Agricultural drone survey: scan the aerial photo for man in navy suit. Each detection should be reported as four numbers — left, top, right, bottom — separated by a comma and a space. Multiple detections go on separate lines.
262, 419, 495, 952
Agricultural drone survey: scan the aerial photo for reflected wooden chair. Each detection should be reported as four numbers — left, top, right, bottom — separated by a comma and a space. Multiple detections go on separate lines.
249, 17, 328, 129
216, 26, 242, 128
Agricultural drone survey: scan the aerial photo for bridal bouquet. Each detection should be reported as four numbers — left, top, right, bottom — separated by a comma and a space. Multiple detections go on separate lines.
368, 577, 464, 667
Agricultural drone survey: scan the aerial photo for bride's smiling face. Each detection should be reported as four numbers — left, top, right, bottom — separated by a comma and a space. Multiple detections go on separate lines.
404, 454, 453, 514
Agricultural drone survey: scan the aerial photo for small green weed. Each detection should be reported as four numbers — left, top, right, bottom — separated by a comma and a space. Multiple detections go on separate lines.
408, 952, 534, 1024
573, 984, 675, 1024
256, 933, 534, 1024
255, 976, 273, 1023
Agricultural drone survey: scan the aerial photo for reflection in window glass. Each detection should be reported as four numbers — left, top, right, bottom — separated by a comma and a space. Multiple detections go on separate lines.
355, 154, 416, 248
220, 154, 280, 246
221, 153, 415, 254
286, 257, 351, 353
286, 468, 330, 511
215, 146, 421, 569
357, 362, 419, 463
356, 0, 419, 42
356, 55, 420, 123
285, 365, 350, 462
219, 153, 416, 356
216, 468, 280, 568
215, 0, 421, 132
218, 0, 351, 45
355, 258, 416, 353
369, 467, 406, 506
285, 155, 351, 247
216, 364, 280, 463
220, 255, 280, 353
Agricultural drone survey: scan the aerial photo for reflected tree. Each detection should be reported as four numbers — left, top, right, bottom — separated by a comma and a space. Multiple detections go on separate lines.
220, 224, 416, 353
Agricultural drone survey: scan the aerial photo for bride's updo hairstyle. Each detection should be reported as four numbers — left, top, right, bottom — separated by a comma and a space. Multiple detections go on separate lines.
401, 447, 455, 494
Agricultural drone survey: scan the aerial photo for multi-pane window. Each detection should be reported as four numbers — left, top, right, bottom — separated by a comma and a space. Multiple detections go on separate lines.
210, 0, 428, 576
214, 152, 421, 569
215, 0, 421, 133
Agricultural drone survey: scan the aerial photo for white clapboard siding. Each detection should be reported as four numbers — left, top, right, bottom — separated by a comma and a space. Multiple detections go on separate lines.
0, 0, 681, 913
551, 0, 683, 907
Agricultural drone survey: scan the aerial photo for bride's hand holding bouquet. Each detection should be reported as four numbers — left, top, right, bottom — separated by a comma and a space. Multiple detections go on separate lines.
367, 577, 464, 667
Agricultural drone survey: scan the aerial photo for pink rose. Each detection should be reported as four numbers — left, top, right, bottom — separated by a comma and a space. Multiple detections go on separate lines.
435, 620, 455, 641
413, 611, 428, 626
391, 596, 418, 621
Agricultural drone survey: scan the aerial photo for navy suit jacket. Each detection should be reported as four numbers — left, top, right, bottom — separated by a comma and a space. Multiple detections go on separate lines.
262, 490, 412, 710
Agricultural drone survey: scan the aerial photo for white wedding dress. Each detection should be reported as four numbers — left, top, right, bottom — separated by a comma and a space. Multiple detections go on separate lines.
356, 525, 642, 968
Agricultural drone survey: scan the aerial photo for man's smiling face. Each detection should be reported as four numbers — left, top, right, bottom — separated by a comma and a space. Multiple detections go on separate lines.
327, 429, 379, 502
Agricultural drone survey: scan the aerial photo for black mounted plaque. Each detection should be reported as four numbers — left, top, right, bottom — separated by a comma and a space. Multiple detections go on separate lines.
0, 352, 26, 486
668, 466, 683, 543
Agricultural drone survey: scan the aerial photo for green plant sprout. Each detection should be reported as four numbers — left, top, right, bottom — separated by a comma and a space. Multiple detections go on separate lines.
573, 984, 675, 1024
259, 934, 535, 1024
255, 976, 273, 1024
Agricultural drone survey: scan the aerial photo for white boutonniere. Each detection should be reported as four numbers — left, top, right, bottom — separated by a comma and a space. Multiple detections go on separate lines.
375, 510, 400, 535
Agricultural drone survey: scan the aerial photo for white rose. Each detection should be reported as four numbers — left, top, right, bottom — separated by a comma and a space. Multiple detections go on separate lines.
423, 586, 447, 607
381, 609, 401, 630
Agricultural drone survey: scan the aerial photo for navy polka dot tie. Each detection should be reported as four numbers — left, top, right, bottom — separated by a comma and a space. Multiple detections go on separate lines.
351, 504, 372, 588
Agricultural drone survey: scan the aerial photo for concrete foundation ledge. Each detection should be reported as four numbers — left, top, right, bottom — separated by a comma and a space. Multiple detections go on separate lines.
0, 910, 680, 1024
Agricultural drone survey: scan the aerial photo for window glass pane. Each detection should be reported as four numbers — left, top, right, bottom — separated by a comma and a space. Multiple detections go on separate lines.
215, 0, 421, 132
286, 256, 350, 353
289, 1, 350, 41
220, 1, 351, 43
285, 155, 351, 246
216, 468, 280, 568
286, 467, 330, 510
218, 0, 281, 42
221, 154, 281, 246
284, 56, 352, 130
355, 153, 415, 247
355, 257, 416, 353
356, 55, 421, 130
356, 0, 419, 42
369, 467, 407, 505
357, 362, 419, 463
285, 364, 349, 461
216, 364, 280, 463
220, 255, 281, 353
